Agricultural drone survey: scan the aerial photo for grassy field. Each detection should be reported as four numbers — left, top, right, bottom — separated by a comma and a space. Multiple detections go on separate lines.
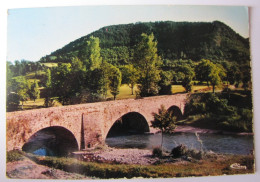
19, 84, 224, 110
41, 62, 58, 68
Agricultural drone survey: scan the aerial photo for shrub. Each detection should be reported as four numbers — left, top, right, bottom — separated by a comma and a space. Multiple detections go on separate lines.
7, 150, 25, 162
171, 144, 188, 158
186, 149, 204, 160
152, 147, 162, 158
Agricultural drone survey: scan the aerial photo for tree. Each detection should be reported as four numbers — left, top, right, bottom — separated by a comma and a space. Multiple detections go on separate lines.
151, 105, 177, 149
196, 59, 226, 93
109, 65, 122, 100
195, 59, 212, 86
13, 76, 30, 110
180, 65, 195, 92
121, 64, 139, 95
43, 68, 52, 107
30, 81, 40, 102
51, 63, 72, 105
134, 33, 161, 97
84, 36, 102, 71
158, 71, 172, 95
208, 63, 226, 93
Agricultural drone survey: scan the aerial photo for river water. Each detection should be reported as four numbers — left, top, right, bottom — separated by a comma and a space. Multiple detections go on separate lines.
105, 132, 254, 155
25, 129, 254, 156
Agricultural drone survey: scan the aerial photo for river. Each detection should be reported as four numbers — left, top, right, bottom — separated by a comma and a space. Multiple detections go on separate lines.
105, 132, 254, 155
24, 128, 254, 156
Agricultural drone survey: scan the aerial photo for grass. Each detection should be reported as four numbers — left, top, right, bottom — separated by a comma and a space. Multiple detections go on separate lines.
15, 84, 235, 111
12, 151, 254, 179
106, 84, 138, 100
7, 150, 26, 162
42, 62, 58, 68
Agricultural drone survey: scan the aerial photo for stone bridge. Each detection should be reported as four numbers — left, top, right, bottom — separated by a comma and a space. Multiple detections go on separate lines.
6, 94, 187, 153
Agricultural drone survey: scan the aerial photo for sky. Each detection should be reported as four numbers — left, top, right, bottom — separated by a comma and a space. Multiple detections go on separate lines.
7, 5, 249, 62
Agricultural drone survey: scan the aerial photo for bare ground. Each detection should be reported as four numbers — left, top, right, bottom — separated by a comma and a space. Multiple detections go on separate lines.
6, 158, 92, 179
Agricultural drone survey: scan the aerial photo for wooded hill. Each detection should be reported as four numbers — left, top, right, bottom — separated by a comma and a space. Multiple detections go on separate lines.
39, 21, 250, 65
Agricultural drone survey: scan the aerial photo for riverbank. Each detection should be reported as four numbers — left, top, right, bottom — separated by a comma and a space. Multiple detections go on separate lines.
6, 158, 92, 179
6, 149, 254, 179
174, 125, 253, 136
74, 148, 158, 165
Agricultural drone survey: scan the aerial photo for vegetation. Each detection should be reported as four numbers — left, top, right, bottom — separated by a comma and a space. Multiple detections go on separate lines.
184, 91, 253, 132
152, 147, 163, 158
7, 151, 254, 178
6, 21, 252, 135
134, 33, 161, 97
7, 150, 25, 162
41, 21, 249, 64
151, 105, 178, 149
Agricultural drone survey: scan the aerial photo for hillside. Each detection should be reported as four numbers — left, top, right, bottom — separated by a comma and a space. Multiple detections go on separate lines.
40, 21, 250, 65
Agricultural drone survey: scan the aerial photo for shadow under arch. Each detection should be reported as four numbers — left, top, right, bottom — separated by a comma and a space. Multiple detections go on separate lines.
167, 105, 183, 120
22, 126, 78, 156
106, 112, 150, 138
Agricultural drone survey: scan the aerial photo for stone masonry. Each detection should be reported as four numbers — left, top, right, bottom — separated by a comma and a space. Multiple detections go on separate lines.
6, 94, 187, 151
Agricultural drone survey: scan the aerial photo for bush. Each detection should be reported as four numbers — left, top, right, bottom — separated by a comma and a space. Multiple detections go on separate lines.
186, 149, 204, 160
152, 147, 162, 158
171, 144, 188, 158
7, 150, 25, 162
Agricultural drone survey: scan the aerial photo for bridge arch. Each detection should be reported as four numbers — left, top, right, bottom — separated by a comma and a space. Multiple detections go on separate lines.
167, 105, 183, 120
22, 126, 79, 156
105, 112, 150, 138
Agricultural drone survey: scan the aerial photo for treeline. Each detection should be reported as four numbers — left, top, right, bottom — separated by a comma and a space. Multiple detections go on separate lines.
6, 33, 251, 112
40, 21, 249, 65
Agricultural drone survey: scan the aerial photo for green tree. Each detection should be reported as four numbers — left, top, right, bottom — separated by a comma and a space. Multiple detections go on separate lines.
151, 105, 177, 149
134, 33, 161, 97
84, 36, 102, 71
30, 81, 40, 102
109, 65, 122, 100
195, 59, 212, 86
43, 68, 52, 107
209, 63, 226, 93
121, 64, 139, 95
180, 65, 195, 92
13, 76, 30, 110
158, 71, 172, 95
51, 63, 72, 105
196, 59, 226, 93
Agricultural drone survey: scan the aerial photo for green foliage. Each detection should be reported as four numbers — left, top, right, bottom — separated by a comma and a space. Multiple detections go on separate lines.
151, 105, 177, 148
158, 71, 172, 95
6, 92, 20, 111
83, 36, 102, 71
108, 65, 122, 100
185, 93, 253, 132
152, 147, 163, 158
134, 33, 161, 97
196, 59, 226, 92
51, 63, 73, 105
45, 21, 249, 64
120, 64, 139, 95
180, 65, 195, 92
171, 144, 188, 158
7, 150, 25, 162
30, 81, 40, 102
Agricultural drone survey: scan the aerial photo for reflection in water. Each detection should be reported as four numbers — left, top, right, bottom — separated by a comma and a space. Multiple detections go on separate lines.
106, 132, 254, 155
